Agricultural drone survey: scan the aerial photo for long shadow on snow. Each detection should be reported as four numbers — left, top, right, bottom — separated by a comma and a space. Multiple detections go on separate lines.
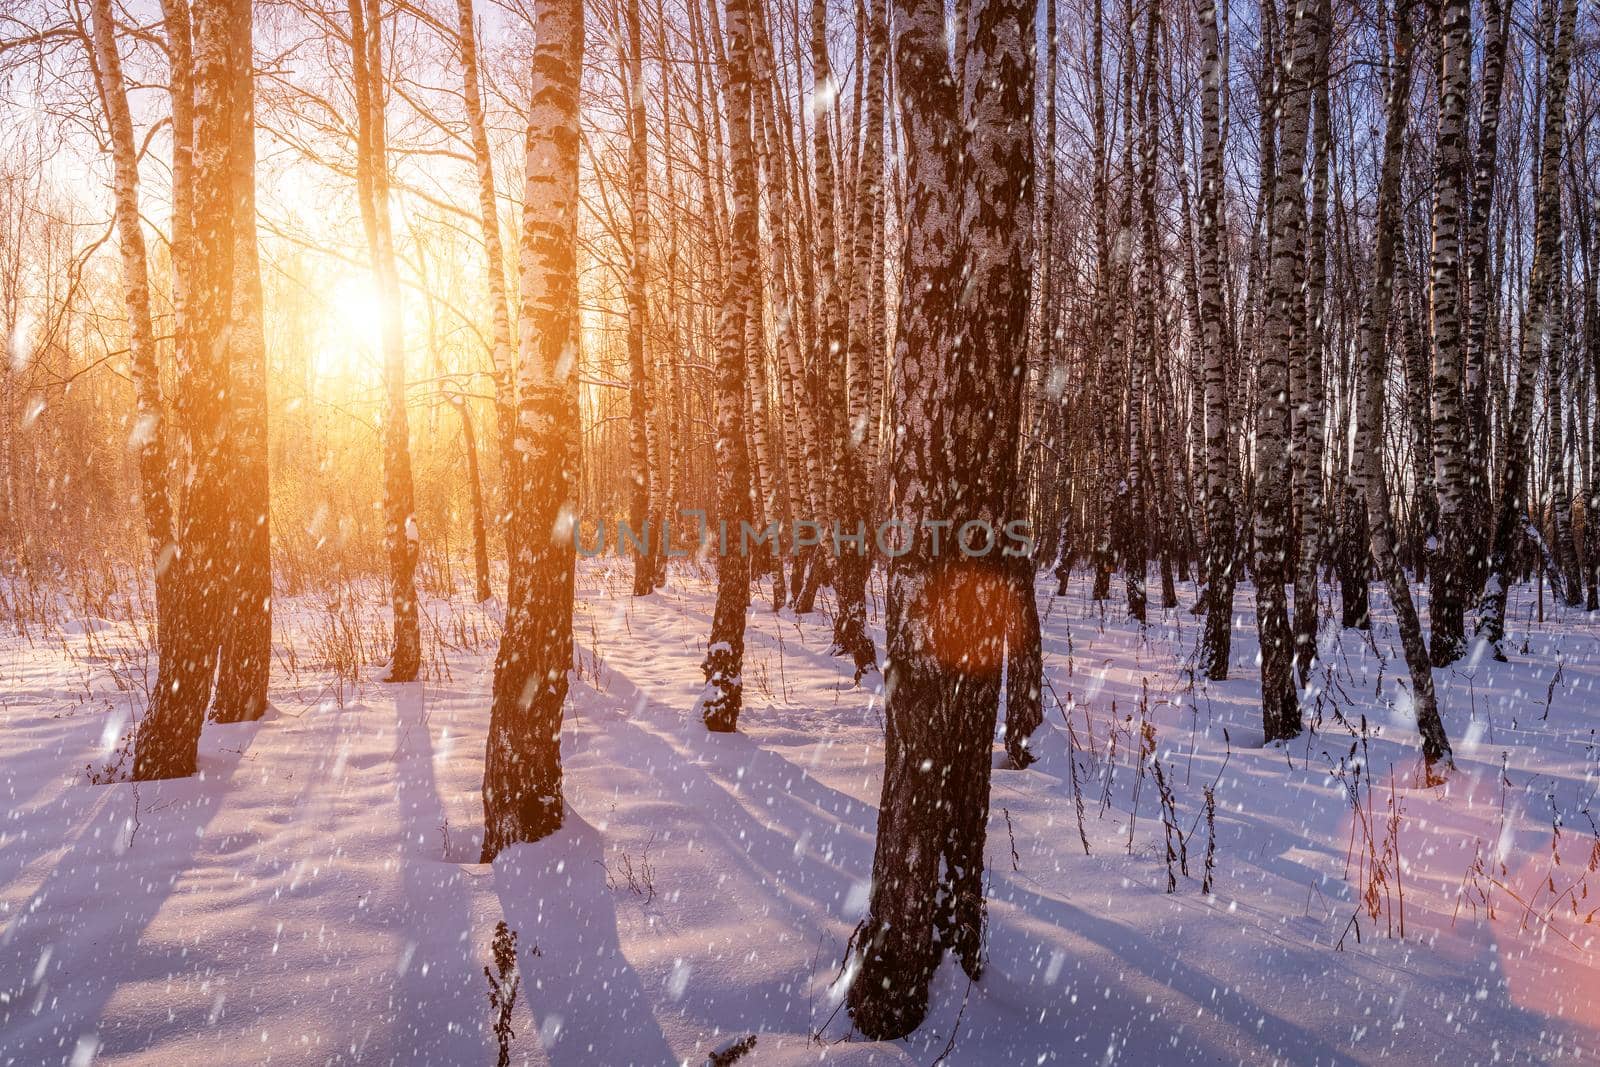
493, 809, 678, 1066
0, 730, 141, 892
390, 681, 491, 1063
0, 725, 121, 830
587, 665, 877, 913
0, 720, 263, 1065
978, 870, 1362, 1064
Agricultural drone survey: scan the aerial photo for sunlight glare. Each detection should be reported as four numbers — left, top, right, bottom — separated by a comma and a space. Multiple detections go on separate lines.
313, 274, 386, 381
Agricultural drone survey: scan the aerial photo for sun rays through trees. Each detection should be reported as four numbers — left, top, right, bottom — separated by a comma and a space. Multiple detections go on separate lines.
1, 0, 1599, 1055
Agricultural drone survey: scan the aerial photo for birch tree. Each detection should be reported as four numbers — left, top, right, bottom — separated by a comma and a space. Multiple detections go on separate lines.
1356, 0, 1453, 775
454, 0, 516, 488
214, 0, 270, 723
1477, 0, 1579, 656
624, 0, 659, 597
698, 0, 758, 732
831, 0, 884, 680
1254, 0, 1314, 741
1462, 0, 1510, 576
1291, 0, 1329, 684
848, 0, 1035, 1035
347, 0, 421, 682
133, 0, 238, 779
85, 0, 179, 724
1426, 0, 1472, 665
480, 0, 584, 860
1196, 0, 1234, 679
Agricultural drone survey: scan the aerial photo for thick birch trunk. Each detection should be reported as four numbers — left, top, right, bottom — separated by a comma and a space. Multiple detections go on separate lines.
480, 0, 584, 860
214, 0, 271, 724
133, 0, 238, 780
849, 0, 1034, 1036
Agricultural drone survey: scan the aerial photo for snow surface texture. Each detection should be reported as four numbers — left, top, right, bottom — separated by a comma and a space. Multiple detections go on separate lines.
2, 562, 1598, 1064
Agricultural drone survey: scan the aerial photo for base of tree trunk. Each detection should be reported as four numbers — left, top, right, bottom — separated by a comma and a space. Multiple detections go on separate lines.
699, 643, 744, 732
386, 626, 421, 683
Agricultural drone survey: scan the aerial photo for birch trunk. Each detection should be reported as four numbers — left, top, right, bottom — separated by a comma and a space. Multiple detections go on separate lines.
1254, 0, 1312, 741
624, 0, 658, 596
1426, 0, 1472, 664
1291, 0, 1330, 683
213, 0, 271, 723
1478, 0, 1578, 655
348, 0, 422, 682
1196, 0, 1235, 679
848, 0, 966, 1033
1117, 0, 1146, 624
698, 0, 758, 731
1004, 0, 1056, 767
451, 395, 492, 603
480, 0, 584, 860
85, 0, 174, 619
133, 0, 237, 780
1357, 0, 1453, 774
1462, 0, 1509, 584
830, 0, 885, 678
454, 0, 516, 496
848, 0, 1034, 1036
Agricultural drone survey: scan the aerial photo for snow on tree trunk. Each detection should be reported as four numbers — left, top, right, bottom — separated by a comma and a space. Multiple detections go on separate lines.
480, 0, 583, 861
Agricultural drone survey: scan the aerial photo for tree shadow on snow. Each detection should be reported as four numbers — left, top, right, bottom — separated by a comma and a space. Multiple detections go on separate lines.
579, 668, 877, 921
390, 681, 492, 1062
0, 719, 264, 1064
492, 809, 678, 1065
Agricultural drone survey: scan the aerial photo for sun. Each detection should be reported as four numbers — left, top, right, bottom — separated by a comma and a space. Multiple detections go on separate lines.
312, 274, 387, 381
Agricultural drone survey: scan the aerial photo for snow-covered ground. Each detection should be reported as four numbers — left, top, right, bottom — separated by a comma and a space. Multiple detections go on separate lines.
3, 562, 1598, 1065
